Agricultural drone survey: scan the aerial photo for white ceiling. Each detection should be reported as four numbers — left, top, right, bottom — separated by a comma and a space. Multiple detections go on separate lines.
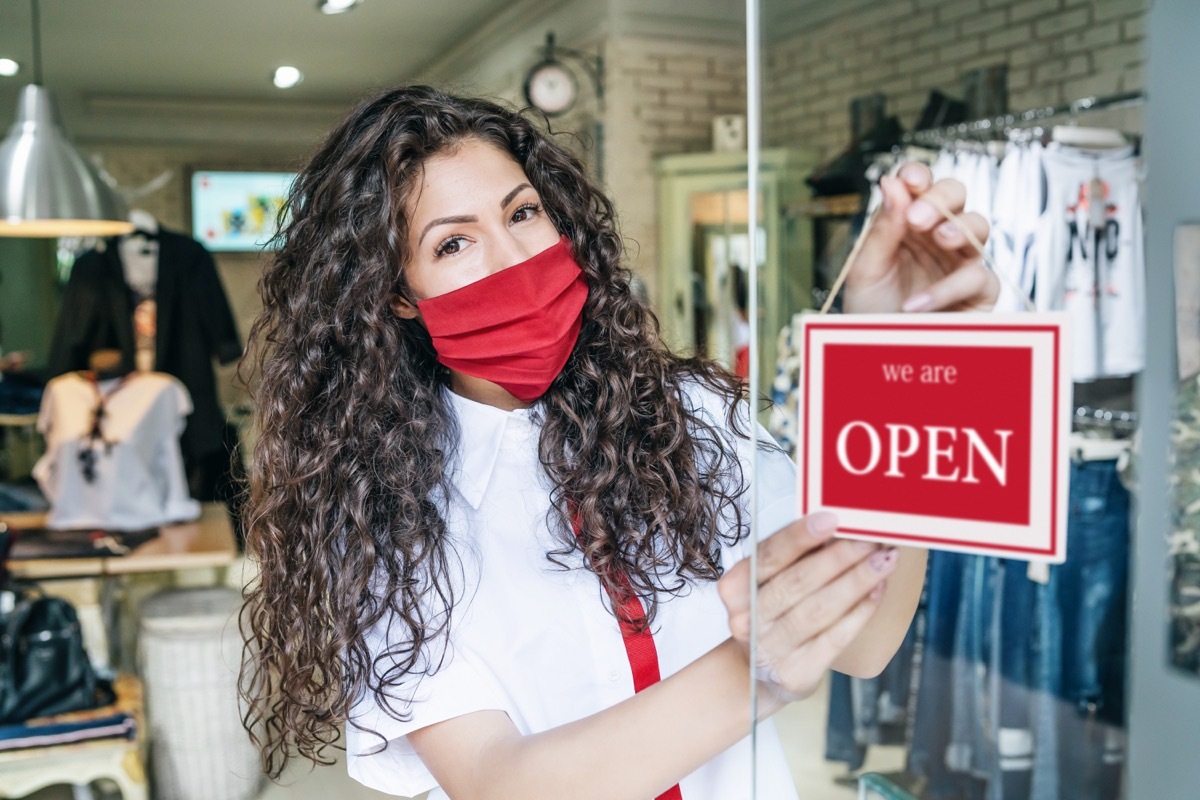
0, 0, 518, 103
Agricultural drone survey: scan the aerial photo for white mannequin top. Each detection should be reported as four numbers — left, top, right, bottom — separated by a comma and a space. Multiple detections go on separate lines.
33, 371, 200, 530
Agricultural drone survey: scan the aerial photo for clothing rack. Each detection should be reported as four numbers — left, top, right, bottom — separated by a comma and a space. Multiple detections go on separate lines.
1073, 404, 1139, 434
902, 90, 1145, 146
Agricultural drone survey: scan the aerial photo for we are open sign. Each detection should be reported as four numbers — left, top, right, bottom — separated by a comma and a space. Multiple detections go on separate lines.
796, 313, 1071, 563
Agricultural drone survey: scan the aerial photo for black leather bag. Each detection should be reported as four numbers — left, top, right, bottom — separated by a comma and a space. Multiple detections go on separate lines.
0, 583, 113, 724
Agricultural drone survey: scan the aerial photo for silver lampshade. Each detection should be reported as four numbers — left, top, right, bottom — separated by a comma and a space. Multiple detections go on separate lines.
0, 84, 133, 237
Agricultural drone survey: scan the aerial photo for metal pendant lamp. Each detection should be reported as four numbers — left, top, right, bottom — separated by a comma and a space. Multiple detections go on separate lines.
0, 0, 132, 237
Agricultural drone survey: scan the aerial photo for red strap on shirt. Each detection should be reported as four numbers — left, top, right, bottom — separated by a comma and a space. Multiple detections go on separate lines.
573, 517, 683, 800
607, 570, 663, 693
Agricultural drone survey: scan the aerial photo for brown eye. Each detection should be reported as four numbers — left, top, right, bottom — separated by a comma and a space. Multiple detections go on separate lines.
435, 236, 464, 257
511, 203, 542, 224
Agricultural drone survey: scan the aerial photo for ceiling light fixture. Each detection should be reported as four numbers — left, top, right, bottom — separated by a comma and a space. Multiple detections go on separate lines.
317, 0, 361, 14
0, 0, 131, 237
0, 59, 19, 77
272, 66, 303, 89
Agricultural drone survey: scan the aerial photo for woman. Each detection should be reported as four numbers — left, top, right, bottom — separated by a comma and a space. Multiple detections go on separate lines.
240, 85, 998, 800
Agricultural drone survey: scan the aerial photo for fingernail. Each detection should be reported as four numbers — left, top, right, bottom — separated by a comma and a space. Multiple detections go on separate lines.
935, 221, 961, 241
907, 199, 938, 228
898, 163, 925, 187
807, 511, 839, 536
902, 293, 933, 312
852, 540, 877, 554
869, 548, 898, 572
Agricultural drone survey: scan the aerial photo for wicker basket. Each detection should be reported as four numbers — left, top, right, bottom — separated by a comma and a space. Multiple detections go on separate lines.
139, 587, 260, 800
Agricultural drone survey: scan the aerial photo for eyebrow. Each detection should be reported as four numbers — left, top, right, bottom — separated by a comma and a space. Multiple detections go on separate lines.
418, 215, 475, 246
416, 183, 534, 246
499, 182, 532, 209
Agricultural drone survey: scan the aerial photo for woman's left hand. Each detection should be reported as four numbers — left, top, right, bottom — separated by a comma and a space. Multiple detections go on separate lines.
842, 162, 1000, 315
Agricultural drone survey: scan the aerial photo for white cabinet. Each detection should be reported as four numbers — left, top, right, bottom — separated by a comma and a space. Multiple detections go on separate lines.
656, 148, 816, 400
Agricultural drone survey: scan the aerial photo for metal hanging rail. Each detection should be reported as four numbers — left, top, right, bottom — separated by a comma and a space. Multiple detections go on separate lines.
902, 90, 1145, 145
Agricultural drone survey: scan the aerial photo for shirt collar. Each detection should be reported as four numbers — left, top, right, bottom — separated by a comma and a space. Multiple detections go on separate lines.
444, 388, 537, 510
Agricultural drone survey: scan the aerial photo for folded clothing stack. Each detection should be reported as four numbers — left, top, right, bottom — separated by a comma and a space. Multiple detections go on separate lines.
0, 707, 136, 751
7, 527, 159, 559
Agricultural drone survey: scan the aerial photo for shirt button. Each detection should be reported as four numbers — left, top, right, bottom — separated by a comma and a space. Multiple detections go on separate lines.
608, 670, 620, 682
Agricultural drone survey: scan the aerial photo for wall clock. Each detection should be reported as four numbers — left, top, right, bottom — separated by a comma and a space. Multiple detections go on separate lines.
524, 58, 578, 116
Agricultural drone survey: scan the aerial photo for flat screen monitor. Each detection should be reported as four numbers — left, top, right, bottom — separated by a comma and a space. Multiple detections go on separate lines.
190, 170, 296, 252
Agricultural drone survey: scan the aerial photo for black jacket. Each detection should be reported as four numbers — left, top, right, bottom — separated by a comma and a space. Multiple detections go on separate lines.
48, 227, 243, 461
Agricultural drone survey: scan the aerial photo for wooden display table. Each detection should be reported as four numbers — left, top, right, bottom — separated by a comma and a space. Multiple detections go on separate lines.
1, 502, 238, 580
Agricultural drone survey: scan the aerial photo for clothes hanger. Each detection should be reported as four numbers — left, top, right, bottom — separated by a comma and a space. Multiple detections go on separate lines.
1072, 405, 1138, 438
1051, 125, 1129, 149
1070, 410, 1134, 461
1051, 101, 1128, 149
120, 208, 161, 265
125, 208, 161, 241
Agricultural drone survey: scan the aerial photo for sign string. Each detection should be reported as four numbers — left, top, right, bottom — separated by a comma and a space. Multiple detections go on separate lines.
818, 190, 1037, 315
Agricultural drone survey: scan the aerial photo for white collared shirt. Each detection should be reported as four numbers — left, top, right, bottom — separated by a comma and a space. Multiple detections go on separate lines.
347, 382, 800, 800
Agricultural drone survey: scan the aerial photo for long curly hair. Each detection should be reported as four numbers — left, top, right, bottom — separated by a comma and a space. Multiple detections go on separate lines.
239, 85, 752, 778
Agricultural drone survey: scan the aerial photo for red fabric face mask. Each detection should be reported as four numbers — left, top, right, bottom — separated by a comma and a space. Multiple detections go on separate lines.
416, 235, 589, 402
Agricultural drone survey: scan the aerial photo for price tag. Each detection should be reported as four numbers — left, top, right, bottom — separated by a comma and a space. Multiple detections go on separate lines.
796, 313, 1071, 563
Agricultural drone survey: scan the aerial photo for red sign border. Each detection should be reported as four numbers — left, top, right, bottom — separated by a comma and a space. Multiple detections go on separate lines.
801, 321, 1063, 557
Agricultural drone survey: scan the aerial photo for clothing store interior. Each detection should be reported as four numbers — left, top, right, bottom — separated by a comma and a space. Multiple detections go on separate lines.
0, 0, 1196, 798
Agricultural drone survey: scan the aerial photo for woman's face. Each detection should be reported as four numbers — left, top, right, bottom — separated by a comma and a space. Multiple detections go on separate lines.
393, 138, 561, 315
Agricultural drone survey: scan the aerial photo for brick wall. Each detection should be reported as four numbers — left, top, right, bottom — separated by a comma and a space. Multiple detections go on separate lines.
764, 0, 1148, 160
604, 35, 747, 299
607, 36, 747, 158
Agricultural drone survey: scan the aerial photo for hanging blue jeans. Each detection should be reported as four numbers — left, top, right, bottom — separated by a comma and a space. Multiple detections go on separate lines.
826, 669, 865, 770
825, 619, 920, 771
909, 551, 985, 800
991, 557, 1058, 800
908, 460, 1129, 800
949, 555, 997, 782
1048, 458, 1130, 800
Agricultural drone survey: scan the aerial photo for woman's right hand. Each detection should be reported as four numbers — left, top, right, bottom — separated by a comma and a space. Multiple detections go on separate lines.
717, 512, 899, 704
